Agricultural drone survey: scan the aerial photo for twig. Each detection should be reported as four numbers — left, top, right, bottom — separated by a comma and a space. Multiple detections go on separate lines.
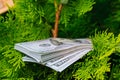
52, 0, 62, 38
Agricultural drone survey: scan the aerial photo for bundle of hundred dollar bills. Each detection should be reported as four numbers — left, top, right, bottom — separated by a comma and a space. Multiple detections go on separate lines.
14, 38, 92, 72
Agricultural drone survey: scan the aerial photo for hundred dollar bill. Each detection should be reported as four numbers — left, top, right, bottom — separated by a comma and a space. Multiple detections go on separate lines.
23, 49, 91, 72
46, 49, 91, 72
15, 38, 92, 62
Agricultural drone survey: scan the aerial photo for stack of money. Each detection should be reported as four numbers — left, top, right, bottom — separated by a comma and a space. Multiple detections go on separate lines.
14, 38, 92, 72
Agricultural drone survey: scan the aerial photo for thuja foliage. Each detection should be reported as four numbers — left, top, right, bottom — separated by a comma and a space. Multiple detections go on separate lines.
104, 0, 120, 35
89, 0, 120, 35
0, 0, 120, 80
0, 0, 52, 79
73, 32, 120, 80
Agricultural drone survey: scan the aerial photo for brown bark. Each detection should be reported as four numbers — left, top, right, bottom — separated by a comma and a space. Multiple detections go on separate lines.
52, 2, 62, 38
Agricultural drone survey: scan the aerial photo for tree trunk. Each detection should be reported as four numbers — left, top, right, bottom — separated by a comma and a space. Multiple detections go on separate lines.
52, 2, 62, 38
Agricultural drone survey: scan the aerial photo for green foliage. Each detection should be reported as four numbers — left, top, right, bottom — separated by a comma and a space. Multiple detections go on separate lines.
0, 0, 52, 79
0, 0, 120, 80
89, 0, 120, 35
73, 32, 120, 80
109, 34, 120, 80
60, 5, 74, 27
104, 0, 120, 35
73, 0, 95, 17
60, 0, 95, 27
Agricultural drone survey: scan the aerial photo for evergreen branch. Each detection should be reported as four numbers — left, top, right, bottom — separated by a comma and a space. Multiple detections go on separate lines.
60, 5, 73, 27
73, 0, 95, 16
